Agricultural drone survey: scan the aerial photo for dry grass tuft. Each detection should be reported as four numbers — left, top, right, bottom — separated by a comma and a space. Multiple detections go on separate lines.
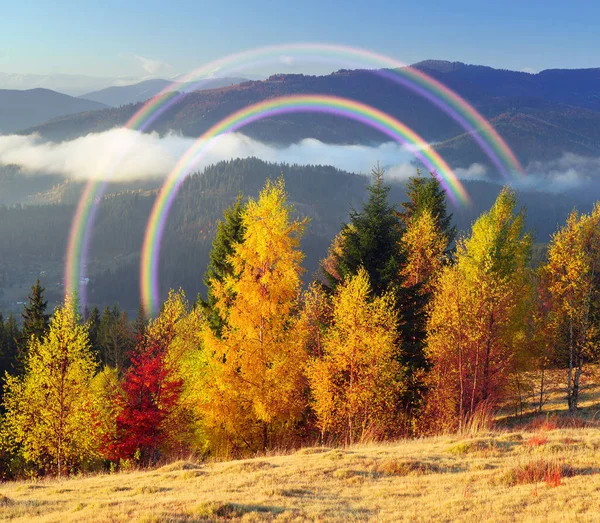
295, 446, 331, 455
527, 435, 548, 447
447, 438, 507, 456
157, 460, 202, 472
194, 501, 282, 519
0, 494, 15, 506
225, 460, 276, 473
374, 458, 440, 476
501, 458, 573, 487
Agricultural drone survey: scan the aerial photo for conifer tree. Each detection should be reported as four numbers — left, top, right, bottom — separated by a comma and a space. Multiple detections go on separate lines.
134, 303, 147, 339
201, 195, 245, 337
201, 179, 307, 454
399, 169, 456, 249
1, 314, 20, 379
19, 279, 50, 366
1, 296, 100, 476
324, 164, 404, 294
98, 304, 133, 369
85, 306, 101, 356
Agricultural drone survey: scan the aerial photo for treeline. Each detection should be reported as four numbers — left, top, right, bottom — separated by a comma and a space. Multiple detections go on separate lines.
0, 158, 593, 313
1, 166, 599, 479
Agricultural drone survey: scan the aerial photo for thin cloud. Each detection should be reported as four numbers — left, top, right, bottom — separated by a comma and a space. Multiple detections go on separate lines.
132, 54, 171, 76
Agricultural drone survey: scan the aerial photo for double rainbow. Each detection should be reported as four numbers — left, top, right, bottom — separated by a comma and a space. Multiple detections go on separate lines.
64, 43, 523, 311
140, 94, 467, 315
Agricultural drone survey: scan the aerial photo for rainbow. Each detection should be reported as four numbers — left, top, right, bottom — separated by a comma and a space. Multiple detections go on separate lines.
65, 43, 523, 309
140, 94, 468, 316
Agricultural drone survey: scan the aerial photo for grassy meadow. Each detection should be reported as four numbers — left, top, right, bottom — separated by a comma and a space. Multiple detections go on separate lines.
1, 370, 599, 522
0, 425, 599, 521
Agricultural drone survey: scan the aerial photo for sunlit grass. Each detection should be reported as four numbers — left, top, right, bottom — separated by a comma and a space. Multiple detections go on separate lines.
1, 426, 600, 522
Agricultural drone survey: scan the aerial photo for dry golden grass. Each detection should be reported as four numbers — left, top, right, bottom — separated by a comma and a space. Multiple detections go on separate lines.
1, 426, 600, 522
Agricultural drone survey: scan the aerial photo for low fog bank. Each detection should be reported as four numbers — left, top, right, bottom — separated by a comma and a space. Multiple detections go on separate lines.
0, 129, 599, 197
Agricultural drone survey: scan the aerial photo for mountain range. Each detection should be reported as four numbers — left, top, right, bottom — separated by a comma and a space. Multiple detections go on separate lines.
78, 77, 250, 107
10, 60, 599, 172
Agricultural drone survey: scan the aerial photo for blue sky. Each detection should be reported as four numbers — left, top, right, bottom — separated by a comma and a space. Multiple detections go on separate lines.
1, 0, 599, 77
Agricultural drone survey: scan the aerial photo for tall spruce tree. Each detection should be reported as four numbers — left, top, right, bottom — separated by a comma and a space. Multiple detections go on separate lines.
201, 194, 246, 337
3, 314, 20, 373
20, 279, 50, 355
324, 164, 404, 294
399, 169, 456, 250
85, 306, 101, 357
397, 169, 457, 406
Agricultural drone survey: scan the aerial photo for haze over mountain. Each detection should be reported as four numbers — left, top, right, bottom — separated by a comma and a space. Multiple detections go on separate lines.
0, 71, 153, 96
17, 61, 600, 173
0, 88, 107, 133
79, 77, 250, 107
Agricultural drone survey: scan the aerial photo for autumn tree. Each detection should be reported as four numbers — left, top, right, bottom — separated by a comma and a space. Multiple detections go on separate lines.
542, 204, 600, 412
200, 179, 307, 455
108, 291, 189, 465
424, 188, 532, 433
307, 268, 404, 443
1, 296, 100, 476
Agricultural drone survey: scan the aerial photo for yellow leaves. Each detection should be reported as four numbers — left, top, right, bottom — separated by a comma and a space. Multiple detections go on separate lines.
423, 189, 532, 432
199, 178, 308, 453
401, 208, 447, 292
307, 268, 403, 443
1, 295, 100, 475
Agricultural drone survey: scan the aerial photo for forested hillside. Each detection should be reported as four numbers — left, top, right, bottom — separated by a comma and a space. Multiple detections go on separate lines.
0, 158, 595, 316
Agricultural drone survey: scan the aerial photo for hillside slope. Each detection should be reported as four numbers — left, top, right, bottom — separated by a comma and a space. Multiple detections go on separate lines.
0, 88, 107, 133
1, 427, 599, 521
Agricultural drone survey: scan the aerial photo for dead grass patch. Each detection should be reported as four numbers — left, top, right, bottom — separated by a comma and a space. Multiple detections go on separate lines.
295, 446, 331, 455
500, 458, 574, 487
225, 460, 276, 473
0, 494, 15, 506
374, 458, 441, 476
194, 500, 284, 519
157, 460, 203, 472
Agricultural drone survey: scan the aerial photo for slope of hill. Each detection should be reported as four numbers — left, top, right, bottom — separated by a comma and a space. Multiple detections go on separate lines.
413, 60, 600, 112
1, 425, 599, 522
79, 77, 250, 107
0, 88, 108, 133
22, 64, 600, 171
1, 158, 599, 317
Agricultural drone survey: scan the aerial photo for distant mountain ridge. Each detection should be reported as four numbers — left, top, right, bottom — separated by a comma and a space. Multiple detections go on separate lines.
0, 88, 108, 133
79, 77, 250, 107
11, 60, 600, 172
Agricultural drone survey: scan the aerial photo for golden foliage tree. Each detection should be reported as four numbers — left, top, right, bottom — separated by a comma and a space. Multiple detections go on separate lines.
1, 296, 100, 476
307, 268, 404, 444
542, 204, 600, 412
200, 179, 308, 455
401, 208, 448, 294
424, 188, 532, 433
